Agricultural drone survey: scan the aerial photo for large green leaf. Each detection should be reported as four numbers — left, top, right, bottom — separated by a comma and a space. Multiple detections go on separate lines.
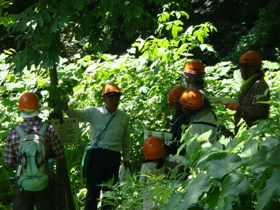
256, 169, 280, 210
248, 137, 280, 173
239, 138, 259, 158
178, 173, 211, 209
217, 172, 250, 210
207, 153, 243, 179
162, 193, 182, 210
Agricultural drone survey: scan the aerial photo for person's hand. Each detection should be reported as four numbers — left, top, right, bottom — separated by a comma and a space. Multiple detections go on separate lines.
123, 161, 131, 170
226, 102, 238, 111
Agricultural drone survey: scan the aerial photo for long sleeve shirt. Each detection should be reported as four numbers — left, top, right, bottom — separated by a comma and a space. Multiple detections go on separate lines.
235, 79, 270, 128
182, 108, 218, 143
180, 107, 218, 162
2, 116, 65, 169
66, 105, 130, 161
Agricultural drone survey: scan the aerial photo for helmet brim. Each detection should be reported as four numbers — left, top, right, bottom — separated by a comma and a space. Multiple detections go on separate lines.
19, 110, 39, 118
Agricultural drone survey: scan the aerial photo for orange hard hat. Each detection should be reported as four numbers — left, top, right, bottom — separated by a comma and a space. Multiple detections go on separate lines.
18, 92, 40, 111
102, 83, 122, 95
168, 86, 186, 105
239, 50, 262, 66
143, 136, 165, 160
179, 87, 204, 110
183, 59, 205, 74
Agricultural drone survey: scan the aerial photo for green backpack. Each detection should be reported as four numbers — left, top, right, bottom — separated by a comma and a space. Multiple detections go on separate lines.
15, 123, 49, 191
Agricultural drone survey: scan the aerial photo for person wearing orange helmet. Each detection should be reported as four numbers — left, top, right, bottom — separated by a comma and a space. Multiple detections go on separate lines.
142, 136, 165, 160
63, 83, 130, 210
225, 50, 270, 133
181, 59, 207, 95
3, 92, 65, 210
139, 136, 165, 210
165, 86, 190, 155
179, 87, 218, 164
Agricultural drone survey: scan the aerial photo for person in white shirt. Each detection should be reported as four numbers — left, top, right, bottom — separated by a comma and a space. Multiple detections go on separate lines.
63, 83, 130, 210
139, 136, 165, 210
179, 87, 218, 164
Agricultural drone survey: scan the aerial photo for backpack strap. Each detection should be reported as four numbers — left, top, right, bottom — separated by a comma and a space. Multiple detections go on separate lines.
189, 108, 218, 128
38, 123, 48, 137
209, 109, 218, 121
190, 121, 217, 128
15, 125, 26, 139
15, 123, 48, 139
93, 113, 116, 148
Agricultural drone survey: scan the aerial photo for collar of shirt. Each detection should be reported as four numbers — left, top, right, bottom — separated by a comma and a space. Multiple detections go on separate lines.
22, 116, 41, 122
102, 105, 117, 116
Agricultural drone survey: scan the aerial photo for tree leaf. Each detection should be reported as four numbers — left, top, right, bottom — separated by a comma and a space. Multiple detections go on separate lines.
207, 153, 242, 179
162, 192, 182, 210
217, 172, 250, 210
178, 173, 211, 209
256, 169, 280, 210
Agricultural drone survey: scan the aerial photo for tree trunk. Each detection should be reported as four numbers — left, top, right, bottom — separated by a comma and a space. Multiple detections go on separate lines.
49, 65, 75, 210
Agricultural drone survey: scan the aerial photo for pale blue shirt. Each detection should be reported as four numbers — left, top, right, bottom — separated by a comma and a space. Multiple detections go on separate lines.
186, 108, 218, 143
66, 105, 130, 160
181, 108, 218, 163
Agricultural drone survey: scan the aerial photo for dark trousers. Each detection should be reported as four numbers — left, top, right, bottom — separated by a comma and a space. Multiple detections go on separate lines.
12, 180, 55, 210
85, 148, 121, 210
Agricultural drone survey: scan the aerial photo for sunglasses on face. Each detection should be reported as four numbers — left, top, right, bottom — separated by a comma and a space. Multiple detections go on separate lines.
104, 93, 121, 99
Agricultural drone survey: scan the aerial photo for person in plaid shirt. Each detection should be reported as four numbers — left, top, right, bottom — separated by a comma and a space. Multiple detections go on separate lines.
2, 92, 65, 210
226, 50, 270, 133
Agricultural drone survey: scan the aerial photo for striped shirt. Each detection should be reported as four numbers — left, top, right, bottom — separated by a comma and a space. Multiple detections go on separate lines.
2, 116, 65, 169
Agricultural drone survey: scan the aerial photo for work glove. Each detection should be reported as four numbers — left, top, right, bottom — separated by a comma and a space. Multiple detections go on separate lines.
226, 102, 238, 111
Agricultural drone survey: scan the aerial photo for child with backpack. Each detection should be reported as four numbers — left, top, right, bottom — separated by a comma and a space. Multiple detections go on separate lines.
139, 136, 166, 210
2, 92, 65, 210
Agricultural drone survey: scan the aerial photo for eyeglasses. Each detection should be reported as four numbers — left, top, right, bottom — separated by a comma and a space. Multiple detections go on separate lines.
182, 72, 191, 79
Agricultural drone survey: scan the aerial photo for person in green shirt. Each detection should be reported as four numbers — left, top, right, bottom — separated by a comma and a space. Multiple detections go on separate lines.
63, 83, 131, 210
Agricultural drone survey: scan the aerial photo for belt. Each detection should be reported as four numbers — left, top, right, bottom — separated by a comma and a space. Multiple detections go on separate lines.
93, 148, 120, 154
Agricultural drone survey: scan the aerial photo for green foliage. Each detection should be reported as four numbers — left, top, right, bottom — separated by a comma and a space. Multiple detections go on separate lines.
5, 2, 66, 71
110, 96, 278, 210
0, 5, 217, 208
0, 0, 166, 72
0, 0, 12, 27
104, 60, 280, 210
228, 0, 280, 61
1, 1, 280, 210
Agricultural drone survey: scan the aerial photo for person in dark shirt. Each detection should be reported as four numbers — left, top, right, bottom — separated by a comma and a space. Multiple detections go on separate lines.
225, 50, 270, 133
165, 86, 189, 155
